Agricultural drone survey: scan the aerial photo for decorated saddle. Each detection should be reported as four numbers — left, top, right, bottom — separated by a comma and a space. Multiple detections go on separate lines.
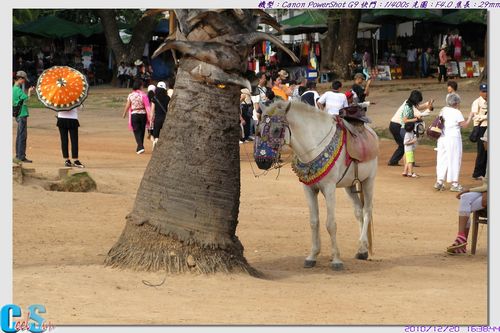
341, 118, 379, 163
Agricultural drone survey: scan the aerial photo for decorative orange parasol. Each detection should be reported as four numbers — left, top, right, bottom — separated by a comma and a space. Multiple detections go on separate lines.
36, 66, 89, 111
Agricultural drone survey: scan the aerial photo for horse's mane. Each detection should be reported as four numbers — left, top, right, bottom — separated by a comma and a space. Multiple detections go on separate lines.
264, 100, 333, 123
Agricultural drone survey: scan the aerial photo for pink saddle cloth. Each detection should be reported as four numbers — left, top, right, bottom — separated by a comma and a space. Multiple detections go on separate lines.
343, 120, 379, 162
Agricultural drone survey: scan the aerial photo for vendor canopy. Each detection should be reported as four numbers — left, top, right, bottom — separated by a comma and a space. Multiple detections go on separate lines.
361, 9, 441, 24
440, 9, 487, 25
14, 15, 95, 38
279, 11, 380, 35
13, 15, 131, 39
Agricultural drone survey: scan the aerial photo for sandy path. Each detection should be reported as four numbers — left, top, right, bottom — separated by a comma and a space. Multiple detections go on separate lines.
13, 80, 487, 325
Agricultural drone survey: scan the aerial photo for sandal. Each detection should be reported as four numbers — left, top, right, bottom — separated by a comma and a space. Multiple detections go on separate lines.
402, 173, 408, 177
446, 246, 467, 255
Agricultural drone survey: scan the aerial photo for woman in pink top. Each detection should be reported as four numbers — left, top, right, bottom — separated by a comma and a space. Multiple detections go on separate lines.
438, 44, 448, 83
122, 79, 151, 154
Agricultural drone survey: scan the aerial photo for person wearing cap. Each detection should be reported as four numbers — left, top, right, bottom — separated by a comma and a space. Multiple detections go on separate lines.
128, 61, 138, 80
277, 69, 288, 82
317, 81, 348, 116
149, 81, 170, 149
446, 132, 487, 255
471, 83, 488, 180
13, 70, 35, 163
352, 73, 372, 105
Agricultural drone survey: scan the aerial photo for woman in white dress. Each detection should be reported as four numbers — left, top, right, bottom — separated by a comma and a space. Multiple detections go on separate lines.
434, 94, 475, 192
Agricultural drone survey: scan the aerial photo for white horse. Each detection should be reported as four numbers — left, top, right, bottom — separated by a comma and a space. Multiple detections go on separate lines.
254, 101, 378, 270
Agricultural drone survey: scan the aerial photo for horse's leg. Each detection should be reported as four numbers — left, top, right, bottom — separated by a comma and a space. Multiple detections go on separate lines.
323, 184, 343, 270
344, 186, 369, 260
356, 175, 376, 259
303, 185, 320, 268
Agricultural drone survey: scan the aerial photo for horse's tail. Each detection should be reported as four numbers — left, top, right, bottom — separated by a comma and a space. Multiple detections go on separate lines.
367, 212, 374, 256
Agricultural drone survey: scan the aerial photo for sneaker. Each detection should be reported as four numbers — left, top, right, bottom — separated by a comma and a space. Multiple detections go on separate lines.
472, 176, 484, 181
21, 158, 33, 163
64, 159, 72, 167
136, 148, 145, 155
434, 182, 445, 191
73, 160, 85, 168
239, 141, 244, 144
450, 184, 464, 192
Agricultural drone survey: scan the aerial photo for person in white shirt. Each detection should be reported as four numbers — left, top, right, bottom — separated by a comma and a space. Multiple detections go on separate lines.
57, 106, 85, 168
434, 94, 475, 192
317, 80, 348, 116
471, 83, 488, 180
117, 62, 128, 88
407, 45, 417, 77
388, 91, 433, 166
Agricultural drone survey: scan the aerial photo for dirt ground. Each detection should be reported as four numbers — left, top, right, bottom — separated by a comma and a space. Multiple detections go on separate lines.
12, 78, 488, 325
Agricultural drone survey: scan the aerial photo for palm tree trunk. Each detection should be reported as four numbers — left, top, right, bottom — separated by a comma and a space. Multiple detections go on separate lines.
105, 9, 297, 275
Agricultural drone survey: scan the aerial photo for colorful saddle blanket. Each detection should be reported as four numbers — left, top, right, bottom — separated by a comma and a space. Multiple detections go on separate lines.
291, 125, 345, 185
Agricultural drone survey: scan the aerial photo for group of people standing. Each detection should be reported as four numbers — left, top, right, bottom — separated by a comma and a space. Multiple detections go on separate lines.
386, 82, 488, 255
238, 69, 373, 143
122, 79, 171, 154
388, 82, 487, 189
117, 59, 153, 88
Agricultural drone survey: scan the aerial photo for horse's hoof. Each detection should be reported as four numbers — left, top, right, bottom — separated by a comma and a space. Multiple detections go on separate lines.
331, 262, 344, 271
355, 252, 369, 260
304, 260, 316, 268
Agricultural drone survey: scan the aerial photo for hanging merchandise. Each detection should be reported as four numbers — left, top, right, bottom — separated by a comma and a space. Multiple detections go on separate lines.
255, 59, 260, 74
302, 41, 310, 59
265, 41, 272, 62
315, 43, 321, 57
309, 49, 318, 70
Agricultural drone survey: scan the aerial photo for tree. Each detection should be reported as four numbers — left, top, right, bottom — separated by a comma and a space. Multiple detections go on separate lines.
105, 9, 298, 274
96, 9, 159, 80
320, 10, 361, 80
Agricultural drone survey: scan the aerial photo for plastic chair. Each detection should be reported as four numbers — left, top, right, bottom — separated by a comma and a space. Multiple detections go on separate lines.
470, 208, 487, 255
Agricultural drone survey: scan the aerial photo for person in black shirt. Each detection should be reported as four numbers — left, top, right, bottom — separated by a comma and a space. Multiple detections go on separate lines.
151, 81, 170, 149
352, 73, 372, 104
300, 81, 320, 107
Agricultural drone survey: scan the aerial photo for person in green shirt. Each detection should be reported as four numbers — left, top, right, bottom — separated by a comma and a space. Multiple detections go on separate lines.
13, 70, 35, 163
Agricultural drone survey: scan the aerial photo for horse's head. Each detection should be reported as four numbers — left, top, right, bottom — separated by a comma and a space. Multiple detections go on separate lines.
254, 101, 291, 170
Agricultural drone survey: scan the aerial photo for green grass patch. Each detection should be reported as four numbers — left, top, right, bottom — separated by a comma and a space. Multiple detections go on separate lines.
373, 126, 477, 152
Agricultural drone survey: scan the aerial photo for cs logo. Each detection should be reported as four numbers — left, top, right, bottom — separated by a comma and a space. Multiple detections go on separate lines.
0, 304, 53, 333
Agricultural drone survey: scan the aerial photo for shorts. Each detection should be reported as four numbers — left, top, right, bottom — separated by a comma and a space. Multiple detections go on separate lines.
405, 151, 415, 163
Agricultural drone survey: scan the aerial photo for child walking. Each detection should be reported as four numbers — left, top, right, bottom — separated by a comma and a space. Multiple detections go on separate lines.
403, 122, 418, 177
